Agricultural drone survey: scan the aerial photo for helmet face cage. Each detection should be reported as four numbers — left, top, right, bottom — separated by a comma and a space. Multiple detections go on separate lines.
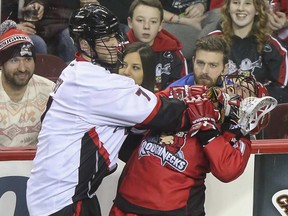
217, 74, 273, 135
218, 74, 259, 99
91, 31, 125, 72
69, 4, 124, 71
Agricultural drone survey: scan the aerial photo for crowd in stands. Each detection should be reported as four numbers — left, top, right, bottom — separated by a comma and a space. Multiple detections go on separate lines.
1, 0, 287, 63
125, 0, 188, 91
210, 0, 288, 103
0, 1, 287, 140
0, 0, 287, 146
0, 1, 287, 216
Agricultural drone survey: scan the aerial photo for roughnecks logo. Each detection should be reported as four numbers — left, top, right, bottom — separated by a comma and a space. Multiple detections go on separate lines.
138, 140, 188, 172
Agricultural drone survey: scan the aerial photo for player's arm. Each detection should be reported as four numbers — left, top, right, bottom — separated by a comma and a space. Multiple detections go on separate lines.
203, 128, 251, 182
138, 85, 211, 132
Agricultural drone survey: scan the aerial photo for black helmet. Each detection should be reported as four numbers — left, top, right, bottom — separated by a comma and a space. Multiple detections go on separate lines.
69, 4, 124, 70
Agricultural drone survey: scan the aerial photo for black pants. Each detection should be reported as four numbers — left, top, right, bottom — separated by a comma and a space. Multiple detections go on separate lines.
51, 196, 101, 216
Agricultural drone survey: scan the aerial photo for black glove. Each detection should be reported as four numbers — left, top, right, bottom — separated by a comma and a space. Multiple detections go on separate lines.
196, 129, 220, 146
221, 117, 250, 141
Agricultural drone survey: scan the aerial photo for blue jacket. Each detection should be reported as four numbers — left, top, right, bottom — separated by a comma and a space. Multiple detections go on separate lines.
168, 73, 195, 87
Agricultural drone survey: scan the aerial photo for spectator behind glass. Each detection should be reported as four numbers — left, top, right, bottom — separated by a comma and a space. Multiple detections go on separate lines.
210, 0, 288, 103
1, 0, 47, 54
0, 20, 55, 147
28, 0, 79, 63
126, 0, 188, 92
159, 0, 222, 60
109, 35, 255, 216
267, 0, 288, 47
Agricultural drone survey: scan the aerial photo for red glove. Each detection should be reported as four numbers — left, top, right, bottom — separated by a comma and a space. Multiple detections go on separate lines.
185, 94, 221, 137
186, 85, 208, 97
168, 85, 208, 100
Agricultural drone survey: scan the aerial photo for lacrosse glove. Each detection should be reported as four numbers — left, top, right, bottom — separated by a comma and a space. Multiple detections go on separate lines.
168, 85, 208, 100
184, 94, 221, 146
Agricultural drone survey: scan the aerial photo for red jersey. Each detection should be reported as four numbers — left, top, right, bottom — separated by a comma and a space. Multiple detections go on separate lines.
112, 87, 252, 216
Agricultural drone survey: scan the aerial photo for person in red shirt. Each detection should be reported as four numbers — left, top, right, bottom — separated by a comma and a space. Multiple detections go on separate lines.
125, 0, 188, 92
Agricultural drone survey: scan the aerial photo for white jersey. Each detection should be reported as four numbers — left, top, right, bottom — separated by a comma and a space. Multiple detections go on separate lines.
26, 60, 186, 216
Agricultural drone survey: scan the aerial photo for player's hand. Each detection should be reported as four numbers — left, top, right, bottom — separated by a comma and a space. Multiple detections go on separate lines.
187, 84, 208, 96
221, 118, 246, 137
184, 94, 220, 137
168, 85, 207, 100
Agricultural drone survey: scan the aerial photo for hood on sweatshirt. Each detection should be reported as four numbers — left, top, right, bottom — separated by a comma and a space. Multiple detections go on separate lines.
126, 29, 182, 52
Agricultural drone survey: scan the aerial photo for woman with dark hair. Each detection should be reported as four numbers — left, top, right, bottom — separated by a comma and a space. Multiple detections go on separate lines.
119, 42, 156, 92
118, 42, 156, 162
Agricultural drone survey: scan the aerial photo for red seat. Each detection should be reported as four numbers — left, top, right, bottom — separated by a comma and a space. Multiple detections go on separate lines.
34, 54, 67, 82
262, 103, 288, 139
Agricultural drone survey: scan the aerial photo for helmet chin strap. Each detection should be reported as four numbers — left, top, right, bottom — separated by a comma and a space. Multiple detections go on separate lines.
82, 48, 119, 73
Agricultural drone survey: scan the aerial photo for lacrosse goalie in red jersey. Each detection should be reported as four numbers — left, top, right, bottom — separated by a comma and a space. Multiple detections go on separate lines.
110, 74, 277, 216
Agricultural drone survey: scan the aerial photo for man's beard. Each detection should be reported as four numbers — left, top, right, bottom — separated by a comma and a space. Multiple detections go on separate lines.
196, 74, 215, 87
3, 71, 32, 88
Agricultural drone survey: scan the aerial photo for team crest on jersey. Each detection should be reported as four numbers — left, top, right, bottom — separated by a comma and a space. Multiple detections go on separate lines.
138, 131, 188, 172
228, 57, 262, 79
172, 0, 192, 9
156, 62, 172, 77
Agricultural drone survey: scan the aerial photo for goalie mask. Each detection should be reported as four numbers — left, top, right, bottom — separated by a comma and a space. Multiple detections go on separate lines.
218, 74, 276, 135
69, 4, 125, 71
217, 75, 265, 98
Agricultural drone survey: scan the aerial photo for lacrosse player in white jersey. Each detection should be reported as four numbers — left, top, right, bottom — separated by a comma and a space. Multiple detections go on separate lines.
26, 4, 225, 216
